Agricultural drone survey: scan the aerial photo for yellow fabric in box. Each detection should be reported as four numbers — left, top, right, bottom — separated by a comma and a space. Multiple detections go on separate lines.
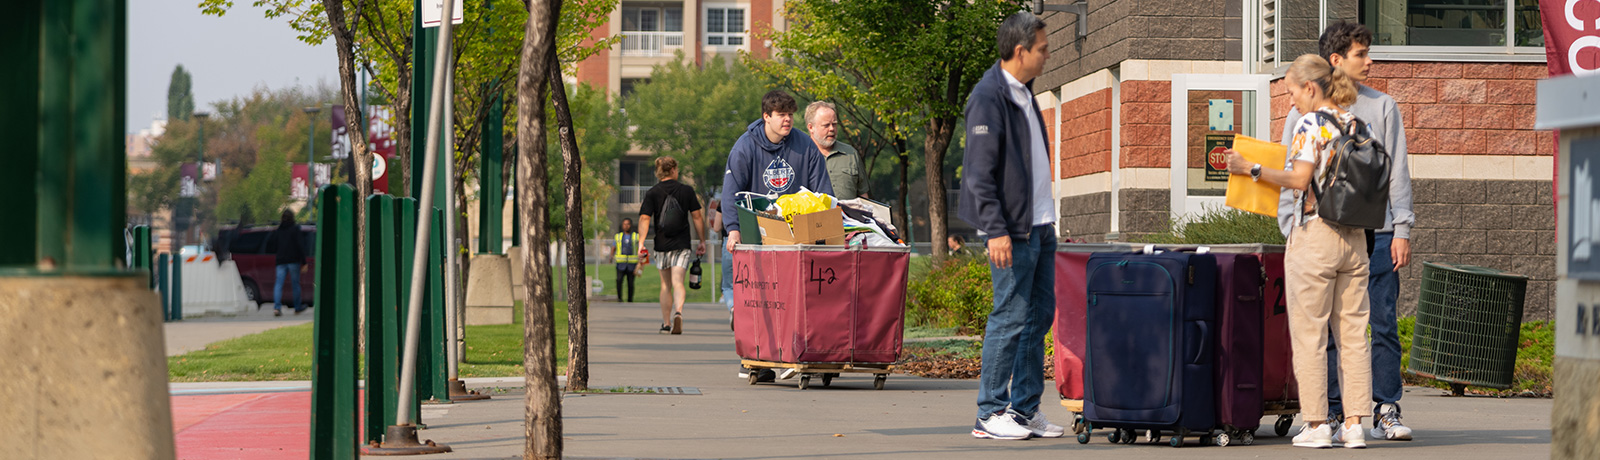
1225, 134, 1288, 217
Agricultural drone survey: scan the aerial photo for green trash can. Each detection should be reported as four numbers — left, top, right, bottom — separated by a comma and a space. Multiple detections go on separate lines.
1406, 262, 1527, 395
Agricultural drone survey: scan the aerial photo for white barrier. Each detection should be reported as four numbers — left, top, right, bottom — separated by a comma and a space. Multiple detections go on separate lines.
178, 255, 254, 317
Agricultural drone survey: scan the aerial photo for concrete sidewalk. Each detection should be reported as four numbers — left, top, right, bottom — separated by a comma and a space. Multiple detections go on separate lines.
386, 301, 1553, 459
163, 303, 311, 356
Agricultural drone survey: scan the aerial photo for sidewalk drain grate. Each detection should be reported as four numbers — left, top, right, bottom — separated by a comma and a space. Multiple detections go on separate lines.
585, 386, 701, 395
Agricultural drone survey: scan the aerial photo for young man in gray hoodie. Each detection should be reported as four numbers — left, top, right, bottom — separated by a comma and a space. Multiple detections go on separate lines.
720, 89, 833, 382
1276, 21, 1416, 442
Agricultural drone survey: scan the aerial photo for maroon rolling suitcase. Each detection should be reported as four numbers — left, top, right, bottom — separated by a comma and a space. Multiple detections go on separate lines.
1213, 253, 1265, 444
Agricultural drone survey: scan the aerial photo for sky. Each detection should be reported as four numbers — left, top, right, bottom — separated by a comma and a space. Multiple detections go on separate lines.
127, 2, 336, 133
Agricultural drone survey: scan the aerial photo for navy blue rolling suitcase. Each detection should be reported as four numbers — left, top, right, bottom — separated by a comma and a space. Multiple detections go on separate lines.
1079, 251, 1218, 448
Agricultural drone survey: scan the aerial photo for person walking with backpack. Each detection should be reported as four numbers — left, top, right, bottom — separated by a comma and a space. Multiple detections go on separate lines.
613, 218, 640, 303
1226, 53, 1375, 449
1275, 21, 1415, 442
638, 157, 706, 334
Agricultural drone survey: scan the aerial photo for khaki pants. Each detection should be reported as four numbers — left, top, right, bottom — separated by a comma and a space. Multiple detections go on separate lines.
1285, 218, 1374, 420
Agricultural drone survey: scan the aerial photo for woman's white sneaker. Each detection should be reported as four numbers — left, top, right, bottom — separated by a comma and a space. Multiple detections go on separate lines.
1292, 423, 1333, 448
1335, 422, 1367, 448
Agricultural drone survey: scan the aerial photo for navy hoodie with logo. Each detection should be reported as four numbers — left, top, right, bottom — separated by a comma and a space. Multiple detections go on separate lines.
720, 119, 834, 233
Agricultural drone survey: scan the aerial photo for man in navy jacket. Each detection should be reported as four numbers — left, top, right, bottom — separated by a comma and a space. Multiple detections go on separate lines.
958, 11, 1062, 441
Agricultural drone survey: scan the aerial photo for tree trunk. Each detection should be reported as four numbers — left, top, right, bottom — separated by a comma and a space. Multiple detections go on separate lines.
893, 135, 909, 243
394, 66, 413, 199
924, 116, 955, 263
322, 0, 372, 332
517, 0, 561, 457
549, 47, 589, 392
453, 172, 469, 361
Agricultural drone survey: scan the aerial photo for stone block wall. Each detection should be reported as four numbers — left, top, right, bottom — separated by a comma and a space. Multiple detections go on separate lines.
1402, 179, 1556, 321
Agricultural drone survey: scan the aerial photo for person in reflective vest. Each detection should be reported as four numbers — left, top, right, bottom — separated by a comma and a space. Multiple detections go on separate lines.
613, 218, 640, 303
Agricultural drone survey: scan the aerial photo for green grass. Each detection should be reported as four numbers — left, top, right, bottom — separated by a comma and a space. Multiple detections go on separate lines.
556, 262, 722, 304
1398, 316, 1555, 396
168, 302, 569, 382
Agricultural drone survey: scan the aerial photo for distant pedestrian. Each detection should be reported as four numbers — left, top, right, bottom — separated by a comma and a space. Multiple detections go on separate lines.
958, 11, 1063, 441
613, 218, 640, 303
1227, 52, 1373, 449
947, 235, 972, 258
272, 209, 308, 317
805, 101, 869, 200
638, 157, 707, 335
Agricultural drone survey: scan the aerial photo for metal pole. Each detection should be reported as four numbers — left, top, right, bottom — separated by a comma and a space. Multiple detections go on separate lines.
444, 50, 461, 377
396, 0, 455, 428
306, 107, 319, 212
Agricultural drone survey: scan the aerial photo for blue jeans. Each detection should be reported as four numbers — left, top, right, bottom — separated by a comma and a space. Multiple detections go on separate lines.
274, 263, 302, 312
976, 226, 1057, 418
722, 243, 734, 310
1328, 232, 1403, 414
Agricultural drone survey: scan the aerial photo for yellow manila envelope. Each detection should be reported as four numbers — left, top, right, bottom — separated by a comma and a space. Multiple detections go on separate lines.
1224, 134, 1288, 217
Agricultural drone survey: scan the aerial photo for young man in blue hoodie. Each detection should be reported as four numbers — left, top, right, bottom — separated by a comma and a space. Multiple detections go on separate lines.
720, 90, 833, 382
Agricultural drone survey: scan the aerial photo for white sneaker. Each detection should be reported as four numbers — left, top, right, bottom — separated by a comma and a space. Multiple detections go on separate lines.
1292, 423, 1333, 448
1370, 403, 1414, 441
1016, 409, 1065, 438
972, 411, 1033, 440
1335, 422, 1367, 448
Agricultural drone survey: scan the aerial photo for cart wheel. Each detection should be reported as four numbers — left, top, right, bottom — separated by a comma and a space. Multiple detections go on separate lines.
873, 374, 886, 390
1071, 413, 1085, 434
1169, 434, 1184, 448
1241, 431, 1255, 445
821, 373, 834, 387
798, 375, 811, 390
1274, 415, 1293, 437
1144, 430, 1159, 444
1215, 432, 1231, 447
747, 370, 760, 385
1107, 429, 1122, 444
1077, 432, 1090, 444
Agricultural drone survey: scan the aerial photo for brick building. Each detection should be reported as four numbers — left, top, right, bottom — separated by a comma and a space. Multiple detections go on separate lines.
1033, 0, 1554, 320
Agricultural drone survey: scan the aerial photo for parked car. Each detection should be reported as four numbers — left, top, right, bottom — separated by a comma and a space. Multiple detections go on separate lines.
218, 224, 316, 307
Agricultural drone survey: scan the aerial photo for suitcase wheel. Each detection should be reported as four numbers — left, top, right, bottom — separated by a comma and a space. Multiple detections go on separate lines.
1106, 429, 1121, 444
1169, 434, 1184, 448
1214, 432, 1231, 447
1274, 415, 1294, 436
1143, 430, 1159, 444
1076, 432, 1090, 444
1240, 430, 1255, 445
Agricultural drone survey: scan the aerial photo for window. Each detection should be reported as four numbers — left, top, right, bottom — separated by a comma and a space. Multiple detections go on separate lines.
706, 6, 746, 47
621, 6, 682, 32
619, 78, 649, 102
1361, 0, 1542, 47
618, 161, 657, 205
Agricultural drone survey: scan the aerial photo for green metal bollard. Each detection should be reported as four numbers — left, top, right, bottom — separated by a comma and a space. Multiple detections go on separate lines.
310, 184, 358, 460
170, 254, 183, 321
157, 253, 170, 319
397, 199, 424, 422
129, 226, 152, 288
419, 206, 451, 404
364, 194, 400, 445
477, 85, 503, 255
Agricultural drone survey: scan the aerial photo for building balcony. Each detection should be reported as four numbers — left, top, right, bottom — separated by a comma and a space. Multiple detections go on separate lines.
620, 31, 684, 57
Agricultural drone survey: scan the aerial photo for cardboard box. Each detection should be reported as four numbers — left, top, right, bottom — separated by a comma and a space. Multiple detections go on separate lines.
756, 207, 846, 245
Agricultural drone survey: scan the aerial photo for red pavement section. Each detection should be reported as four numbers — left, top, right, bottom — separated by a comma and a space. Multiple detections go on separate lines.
172, 392, 311, 460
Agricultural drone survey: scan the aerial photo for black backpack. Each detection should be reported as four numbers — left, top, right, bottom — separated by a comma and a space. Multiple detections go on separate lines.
1309, 112, 1390, 229
657, 187, 691, 235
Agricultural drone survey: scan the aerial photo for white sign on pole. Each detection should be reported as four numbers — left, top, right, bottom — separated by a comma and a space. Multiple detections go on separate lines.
421, 0, 464, 28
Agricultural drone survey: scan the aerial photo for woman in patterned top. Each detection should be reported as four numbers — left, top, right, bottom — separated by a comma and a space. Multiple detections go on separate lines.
1225, 53, 1373, 449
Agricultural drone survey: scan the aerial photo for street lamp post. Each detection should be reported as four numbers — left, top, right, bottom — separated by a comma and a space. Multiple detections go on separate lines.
304, 107, 321, 210
191, 111, 210, 251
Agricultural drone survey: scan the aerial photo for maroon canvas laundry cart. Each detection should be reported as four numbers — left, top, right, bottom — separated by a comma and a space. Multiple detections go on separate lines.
732, 244, 910, 390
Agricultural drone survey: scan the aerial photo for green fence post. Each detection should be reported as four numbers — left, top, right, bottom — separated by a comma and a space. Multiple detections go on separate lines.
157, 253, 170, 319
419, 206, 451, 404
364, 194, 400, 445
170, 253, 183, 321
477, 84, 503, 254
310, 184, 358, 460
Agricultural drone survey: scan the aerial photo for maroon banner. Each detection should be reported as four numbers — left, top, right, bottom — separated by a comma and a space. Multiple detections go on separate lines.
291, 163, 310, 201
1541, 0, 1600, 77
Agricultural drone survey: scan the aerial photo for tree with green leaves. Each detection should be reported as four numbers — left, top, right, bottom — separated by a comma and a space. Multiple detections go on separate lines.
167, 65, 195, 122
749, 0, 1021, 260
628, 53, 768, 192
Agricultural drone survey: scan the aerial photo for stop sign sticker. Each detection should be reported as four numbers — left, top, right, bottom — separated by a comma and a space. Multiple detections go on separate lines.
1208, 146, 1228, 171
